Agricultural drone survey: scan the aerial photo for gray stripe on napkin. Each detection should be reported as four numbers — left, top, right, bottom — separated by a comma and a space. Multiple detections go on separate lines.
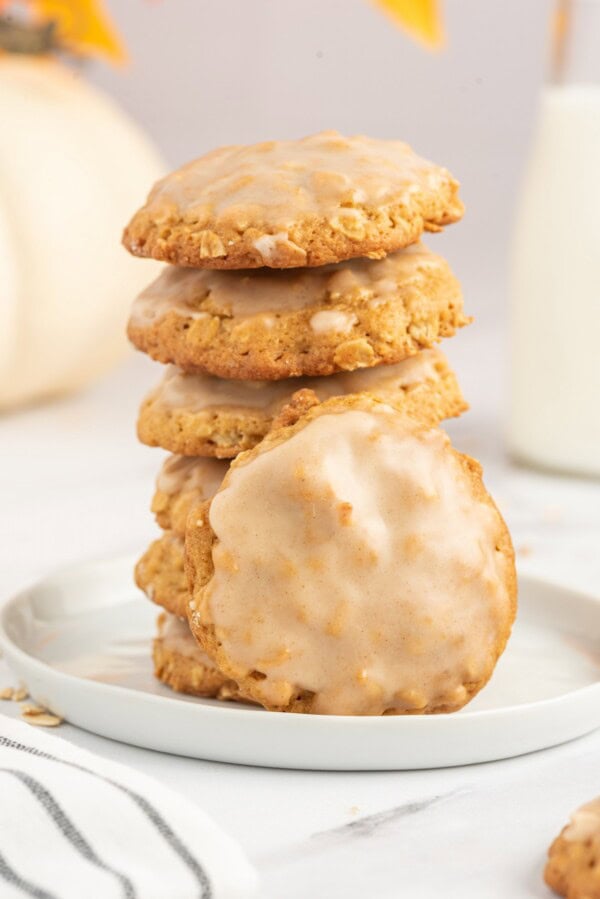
1, 769, 135, 899
0, 736, 212, 899
0, 848, 57, 899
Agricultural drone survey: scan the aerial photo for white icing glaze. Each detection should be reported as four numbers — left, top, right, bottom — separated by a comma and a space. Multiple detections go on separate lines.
156, 366, 284, 411
156, 454, 227, 497
309, 310, 357, 334
129, 242, 453, 325
331, 350, 441, 393
150, 350, 445, 415
143, 131, 457, 230
564, 798, 600, 842
129, 266, 210, 326
158, 613, 216, 666
200, 403, 513, 715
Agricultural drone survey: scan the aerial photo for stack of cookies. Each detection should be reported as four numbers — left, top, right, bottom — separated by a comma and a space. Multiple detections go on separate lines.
123, 131, 516, 716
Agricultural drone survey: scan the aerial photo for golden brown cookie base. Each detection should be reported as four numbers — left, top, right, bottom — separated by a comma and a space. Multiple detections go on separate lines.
185, 398, 517, 716
153, 614, 243, 701
127, 266, 468, 381
140, 402, 270, 459
123, 190, 463, 271
139, 361, 467, 458
135, 532, 189, 618
545, 830, 600, 898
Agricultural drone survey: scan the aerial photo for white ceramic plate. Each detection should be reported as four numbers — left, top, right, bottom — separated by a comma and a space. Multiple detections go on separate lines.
1, 555, 599, 771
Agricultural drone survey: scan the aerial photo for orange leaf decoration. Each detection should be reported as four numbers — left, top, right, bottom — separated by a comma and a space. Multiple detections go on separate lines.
31, 0, 126, 62
551, 0, 569, 81
371, 0, 445, 49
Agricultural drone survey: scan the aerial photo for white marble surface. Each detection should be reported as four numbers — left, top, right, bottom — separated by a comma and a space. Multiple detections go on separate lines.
2, 329, 600, 898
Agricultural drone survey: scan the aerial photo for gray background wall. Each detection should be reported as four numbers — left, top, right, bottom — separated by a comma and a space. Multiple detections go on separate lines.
90, 0, 551, 329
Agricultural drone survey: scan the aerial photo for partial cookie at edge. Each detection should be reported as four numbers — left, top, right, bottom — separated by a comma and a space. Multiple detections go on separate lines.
545, 797, 600, 899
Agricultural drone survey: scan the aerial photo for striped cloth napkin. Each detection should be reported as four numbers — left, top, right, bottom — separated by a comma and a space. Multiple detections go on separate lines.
0, 716, 258, 899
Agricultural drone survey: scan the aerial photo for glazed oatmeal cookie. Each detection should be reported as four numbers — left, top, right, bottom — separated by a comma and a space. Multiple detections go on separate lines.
545, 798, 600, 898
123, 131, 463, 269
127, 244, 469, 380
185, 394, 517, 716
138, 349, 466, 458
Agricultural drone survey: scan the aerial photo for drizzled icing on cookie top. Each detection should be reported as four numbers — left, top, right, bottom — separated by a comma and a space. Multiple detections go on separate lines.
196, 399, 514, 716
151, 350, 445, 414
129, 243, 460, 325
135, 130, 461, 234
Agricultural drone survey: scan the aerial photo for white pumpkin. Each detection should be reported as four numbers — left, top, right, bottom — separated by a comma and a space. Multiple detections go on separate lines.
0, 57, 164, 409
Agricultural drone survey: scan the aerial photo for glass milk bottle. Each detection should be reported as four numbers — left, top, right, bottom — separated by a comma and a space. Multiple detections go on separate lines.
509, 0, 600, 475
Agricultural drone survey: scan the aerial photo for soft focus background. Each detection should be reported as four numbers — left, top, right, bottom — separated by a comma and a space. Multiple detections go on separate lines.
84, 0, 552, 431
10, 0, 600, 600
4, 9, 600, 894
90, 0, 549, 331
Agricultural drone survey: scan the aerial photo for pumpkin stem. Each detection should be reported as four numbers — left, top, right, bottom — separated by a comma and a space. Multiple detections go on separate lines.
0, 16, 58, 55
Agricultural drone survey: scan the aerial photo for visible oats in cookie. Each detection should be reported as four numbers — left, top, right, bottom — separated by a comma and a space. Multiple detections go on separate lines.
127, 244, 469, 380
186, 395, 516, 716
123, 131, 463, 269
545, 798, 600, 898
138, 349, 467, 458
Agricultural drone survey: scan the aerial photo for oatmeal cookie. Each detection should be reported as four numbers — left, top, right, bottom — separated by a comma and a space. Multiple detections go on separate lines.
185, 395, 516, 716
127, 244, 469, 379
123, 131, 463, 269
138, 349, 466, 457
545, 798, 600, 898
